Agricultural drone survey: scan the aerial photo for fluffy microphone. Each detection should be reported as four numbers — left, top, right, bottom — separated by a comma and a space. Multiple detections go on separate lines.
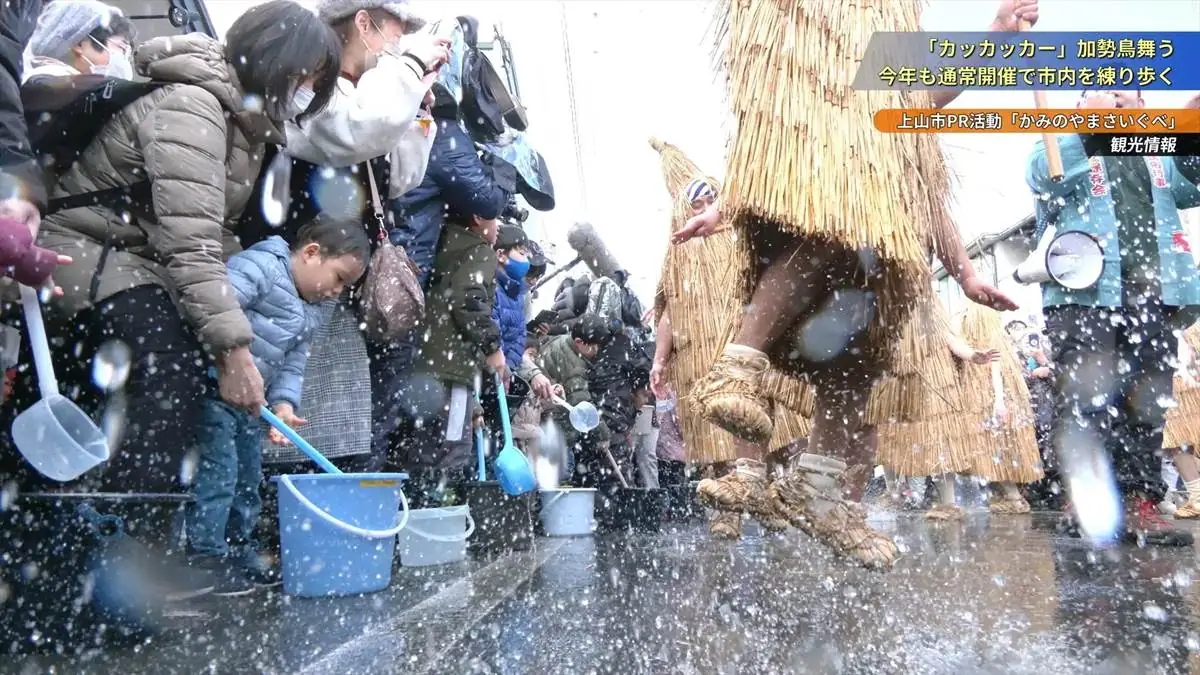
566, 221, 623, 280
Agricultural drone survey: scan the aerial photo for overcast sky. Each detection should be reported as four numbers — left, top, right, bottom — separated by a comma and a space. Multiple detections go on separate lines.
204, 0, 1200, 308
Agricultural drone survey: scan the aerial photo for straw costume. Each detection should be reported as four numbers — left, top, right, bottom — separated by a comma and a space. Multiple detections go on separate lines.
958, 305, 1044, 514
1164, 322, 1200, 518
874, 296, 980, 520
691, 0, 958, 570
649, 138, 812, 539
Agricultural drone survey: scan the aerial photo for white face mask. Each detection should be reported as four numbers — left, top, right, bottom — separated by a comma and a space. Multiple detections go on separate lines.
91, 56, 133, 80
292, 86, 315, 116
85, 37, 133, 80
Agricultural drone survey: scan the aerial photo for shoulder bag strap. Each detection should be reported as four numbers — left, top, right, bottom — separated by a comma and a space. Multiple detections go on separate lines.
364, 162, 387, 243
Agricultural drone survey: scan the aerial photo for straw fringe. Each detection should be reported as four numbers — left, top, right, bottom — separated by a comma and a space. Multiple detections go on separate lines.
1164, 322, 1200, 448
717, 0, 950, 358
651, 138, 814, 464
873, 297, 974, 475
957, 304, 1044, 483
866, 289, 960, 425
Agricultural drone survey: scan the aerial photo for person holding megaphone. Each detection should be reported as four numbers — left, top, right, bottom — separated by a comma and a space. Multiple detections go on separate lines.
1022, 89, 1200, 547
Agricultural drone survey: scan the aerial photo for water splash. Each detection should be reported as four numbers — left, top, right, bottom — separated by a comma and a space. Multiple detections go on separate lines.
1057, 424, 1122, 545
91, 339, 132, 391
260, 151, 293, 227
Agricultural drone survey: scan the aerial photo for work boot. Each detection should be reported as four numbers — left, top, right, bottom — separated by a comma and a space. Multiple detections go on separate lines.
924, 503, 965, 521
693, 346, 773, 445
696, 458, 777, 521
768, 453, 899, 569
988, 495, 1032, 515
708, 511, 742, 539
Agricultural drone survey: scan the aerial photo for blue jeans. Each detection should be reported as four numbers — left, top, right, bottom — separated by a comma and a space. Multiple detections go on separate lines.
186, 398, 265, 559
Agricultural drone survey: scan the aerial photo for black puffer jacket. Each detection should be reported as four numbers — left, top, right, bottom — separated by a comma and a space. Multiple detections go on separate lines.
0, 0, 44, 209
588, 331, 652, 440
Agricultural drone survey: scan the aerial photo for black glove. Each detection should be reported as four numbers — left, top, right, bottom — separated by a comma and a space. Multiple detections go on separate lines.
480, 152, 519, 193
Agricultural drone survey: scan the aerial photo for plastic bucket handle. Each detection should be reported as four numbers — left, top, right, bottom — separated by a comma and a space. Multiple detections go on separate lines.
279, 475, 410, 539
404, 511, 476, 543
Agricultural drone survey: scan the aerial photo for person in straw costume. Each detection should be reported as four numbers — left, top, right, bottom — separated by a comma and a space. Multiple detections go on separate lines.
1163, 321, 1200, 518
648, 138, 813, 540
958, 304, 1045, 514
672, 0, 1037, 568
873, 296, 998, 521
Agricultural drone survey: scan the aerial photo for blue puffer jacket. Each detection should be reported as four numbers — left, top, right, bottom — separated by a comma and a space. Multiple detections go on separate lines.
493, 265, 528, 370
225, 236, 331, 409
389, 119, 516, 286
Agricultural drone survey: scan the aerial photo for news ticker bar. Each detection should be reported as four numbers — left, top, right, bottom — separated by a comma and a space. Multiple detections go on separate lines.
874, 108, 1197, 134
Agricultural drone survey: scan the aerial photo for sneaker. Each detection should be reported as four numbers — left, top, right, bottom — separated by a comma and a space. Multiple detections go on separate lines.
189, 557, 256, 597
236, 551, 282, 589
159, 559, 218, 602
1122, 496, 1194, 547
693, 347, 774, 444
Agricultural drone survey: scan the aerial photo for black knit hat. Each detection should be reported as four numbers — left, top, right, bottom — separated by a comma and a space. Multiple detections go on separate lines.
494, 225, 529, 252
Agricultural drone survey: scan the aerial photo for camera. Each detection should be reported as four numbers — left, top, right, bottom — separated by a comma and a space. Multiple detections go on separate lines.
501, 200, 529, 224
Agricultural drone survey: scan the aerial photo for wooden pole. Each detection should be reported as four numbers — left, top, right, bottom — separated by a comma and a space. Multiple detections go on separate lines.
1021, 19, 1064, 182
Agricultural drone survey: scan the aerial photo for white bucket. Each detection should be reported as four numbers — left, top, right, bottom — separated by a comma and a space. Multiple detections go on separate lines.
397, 505, 475, 567
539, 488, 596, 537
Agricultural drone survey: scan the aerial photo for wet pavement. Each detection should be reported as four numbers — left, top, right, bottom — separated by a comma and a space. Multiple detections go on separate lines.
10, 511, 1200, 674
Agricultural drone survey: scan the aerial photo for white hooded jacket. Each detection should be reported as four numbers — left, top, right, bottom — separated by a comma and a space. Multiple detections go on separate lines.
284, 41, 435, 198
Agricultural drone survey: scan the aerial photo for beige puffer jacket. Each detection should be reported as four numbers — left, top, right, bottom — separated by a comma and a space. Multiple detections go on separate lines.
38, 34, 284, 352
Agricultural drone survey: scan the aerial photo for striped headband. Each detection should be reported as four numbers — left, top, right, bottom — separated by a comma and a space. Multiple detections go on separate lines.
685, 179, 716, 202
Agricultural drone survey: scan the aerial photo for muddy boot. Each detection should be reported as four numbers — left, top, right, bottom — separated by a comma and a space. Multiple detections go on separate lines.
924, 504, 965, 521
768, 453, 899, 569
696, 458, 777, 521
708, 511, 742, 539
693, 346, 773, 445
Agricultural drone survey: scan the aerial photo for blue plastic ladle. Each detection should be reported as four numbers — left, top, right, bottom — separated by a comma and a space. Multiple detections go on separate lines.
492, 374, 535, 496
260, 406, 341, 474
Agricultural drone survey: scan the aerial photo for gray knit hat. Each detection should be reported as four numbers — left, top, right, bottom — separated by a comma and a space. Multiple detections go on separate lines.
315, 0, 425, 29
29, 0, 126, 62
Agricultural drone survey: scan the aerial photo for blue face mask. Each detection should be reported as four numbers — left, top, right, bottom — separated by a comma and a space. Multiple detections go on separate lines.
505, 257, 531, 280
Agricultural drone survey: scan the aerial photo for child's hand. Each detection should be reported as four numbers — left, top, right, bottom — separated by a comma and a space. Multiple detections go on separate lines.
268, 402, 308, 446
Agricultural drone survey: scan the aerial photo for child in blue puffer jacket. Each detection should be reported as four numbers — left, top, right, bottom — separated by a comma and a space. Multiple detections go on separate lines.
186, 217, 369, 595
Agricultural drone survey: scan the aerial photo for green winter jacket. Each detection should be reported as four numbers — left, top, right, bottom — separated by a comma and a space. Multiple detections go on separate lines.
537, 334, 610, 442
412, 224, 502, 387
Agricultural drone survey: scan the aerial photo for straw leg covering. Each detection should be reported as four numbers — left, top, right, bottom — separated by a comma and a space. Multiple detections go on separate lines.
659, 231, 814, 463
718, 0, 949, 380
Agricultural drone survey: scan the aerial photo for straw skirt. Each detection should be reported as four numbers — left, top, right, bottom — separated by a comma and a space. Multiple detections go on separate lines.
719, 0, 952, 381
874, 298, 974, 476
657, 230, 814, 464
1164, 322, 1200, 448
958, 305, 1044, 484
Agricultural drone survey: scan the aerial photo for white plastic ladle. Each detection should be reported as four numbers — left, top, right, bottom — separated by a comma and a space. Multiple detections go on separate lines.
12, 284, 110, 481
550, 395, 600, 433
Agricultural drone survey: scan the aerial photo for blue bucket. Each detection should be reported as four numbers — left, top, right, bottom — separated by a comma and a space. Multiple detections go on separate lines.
275, 473, 409, 597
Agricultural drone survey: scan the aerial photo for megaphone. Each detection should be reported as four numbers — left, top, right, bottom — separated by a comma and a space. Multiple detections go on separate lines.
1012, 225, 1105, 290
